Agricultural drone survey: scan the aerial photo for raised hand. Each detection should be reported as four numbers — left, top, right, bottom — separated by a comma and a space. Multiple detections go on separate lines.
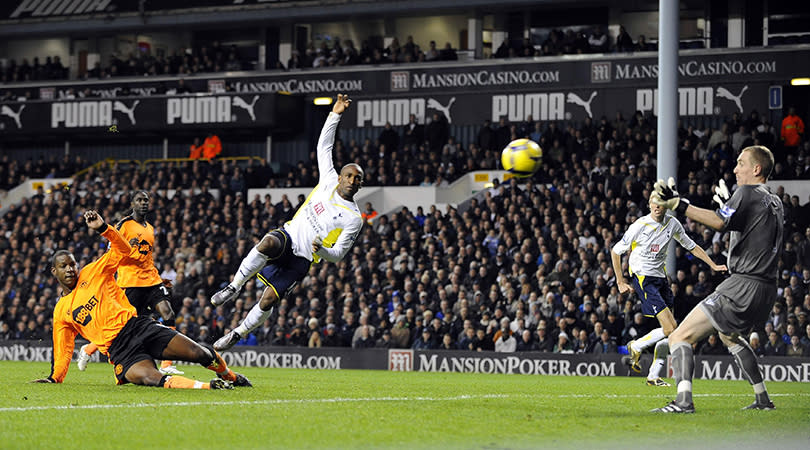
652, 177, 690, 214
83, 210, 106, 231
712, 179, 730, 209
332, 93, 352, 115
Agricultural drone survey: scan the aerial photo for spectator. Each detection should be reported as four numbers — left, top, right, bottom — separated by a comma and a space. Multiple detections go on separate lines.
361, 202, 379, 225
749, 332, 766, 357
353, 325, 376, 348
763, 331, 786, 356
553, 331, 573, 353
698, 334, 727, 355
786, 335, 807, 357
203, 132, 222, 159
780, 107, 805, 158
592, 330, 617, 353
439, 42, 457, 61
616, 26, 634, 52
588, 26, 609, 53
189, 137, 203, 159
412, 327, 435, 350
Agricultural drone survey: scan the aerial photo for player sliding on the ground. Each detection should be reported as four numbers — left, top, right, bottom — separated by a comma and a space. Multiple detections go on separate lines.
650, 145, 782, 413
611, 195, 726, 386
211, 93, 364, 351
33, 210, 251, 390
77, 190, 183, 376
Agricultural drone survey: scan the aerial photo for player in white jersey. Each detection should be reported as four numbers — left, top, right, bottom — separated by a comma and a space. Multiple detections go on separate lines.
211, 94, 364, 351
611, 196, 726, 385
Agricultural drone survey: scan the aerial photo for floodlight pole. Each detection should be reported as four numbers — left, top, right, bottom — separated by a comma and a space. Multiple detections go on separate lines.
658, 0, 679, 275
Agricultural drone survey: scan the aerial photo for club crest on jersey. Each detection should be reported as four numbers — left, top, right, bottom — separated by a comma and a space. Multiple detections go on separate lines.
314, 202, 325, 215
649, 244, 660, 253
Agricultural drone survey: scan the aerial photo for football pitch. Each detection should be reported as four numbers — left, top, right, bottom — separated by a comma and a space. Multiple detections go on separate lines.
1, 361, 808, 449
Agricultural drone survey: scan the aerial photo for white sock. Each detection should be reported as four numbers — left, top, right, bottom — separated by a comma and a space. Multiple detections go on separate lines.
647, 359, 665, 380
234, 304, 273, 336
631, 328, 666, 352
230, 247, 269, 289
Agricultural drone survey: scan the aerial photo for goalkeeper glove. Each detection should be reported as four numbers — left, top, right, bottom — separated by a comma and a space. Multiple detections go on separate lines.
712, 179, 730, 209
652, 177, 690, 215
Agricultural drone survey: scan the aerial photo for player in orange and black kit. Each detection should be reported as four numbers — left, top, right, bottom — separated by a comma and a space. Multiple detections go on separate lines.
77, 190, 183, 375
33, 210, 251, 390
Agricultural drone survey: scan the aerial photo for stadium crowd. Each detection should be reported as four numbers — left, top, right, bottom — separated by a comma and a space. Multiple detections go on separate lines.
0, 42, 250, 85
2, 108, 810, 358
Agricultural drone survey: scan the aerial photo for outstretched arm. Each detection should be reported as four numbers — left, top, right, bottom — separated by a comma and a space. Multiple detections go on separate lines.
684, 205, 726, 231
652, 178, 727, 230
689, 245, 727, 272
316, 94, 352, 182
85, 210, 132, 265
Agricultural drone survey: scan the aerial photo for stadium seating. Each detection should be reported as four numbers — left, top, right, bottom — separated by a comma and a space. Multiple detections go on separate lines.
1, 112, 809, 355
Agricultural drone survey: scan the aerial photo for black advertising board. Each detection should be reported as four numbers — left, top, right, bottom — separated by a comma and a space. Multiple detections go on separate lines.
2, 48, 808, 135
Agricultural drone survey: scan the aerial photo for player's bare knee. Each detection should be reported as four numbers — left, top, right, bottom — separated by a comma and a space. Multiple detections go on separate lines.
259, 296, 277, 311
189, 344, 211, 363
129, 371, 162, 386
256, 235, 278, 256
718, 333, 739, 347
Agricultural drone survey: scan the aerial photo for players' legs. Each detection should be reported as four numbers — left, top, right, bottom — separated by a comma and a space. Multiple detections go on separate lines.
641, 309, 676, 381
234, 285, 278, 337
159, 332, 242, 384
646, 338, 669, 382
123, 359, 225, 390
632, 307, 675, 353
155, 299, 176, 327
76, 342, 97, 371
668, 306, 715, 408
230, 232, 284, 290
153, 298, 183, 373
719, 332, 773, 408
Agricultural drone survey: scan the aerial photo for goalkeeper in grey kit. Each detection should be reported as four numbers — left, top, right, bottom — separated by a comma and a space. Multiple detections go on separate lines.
649, 145, 783, 414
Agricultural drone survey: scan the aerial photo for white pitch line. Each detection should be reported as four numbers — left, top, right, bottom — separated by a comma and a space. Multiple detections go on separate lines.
0, 394, 509, 413
0, 392, 807, 413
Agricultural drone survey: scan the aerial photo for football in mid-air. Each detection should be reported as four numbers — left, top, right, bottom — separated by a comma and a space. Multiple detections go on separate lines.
501, 138, 542, 178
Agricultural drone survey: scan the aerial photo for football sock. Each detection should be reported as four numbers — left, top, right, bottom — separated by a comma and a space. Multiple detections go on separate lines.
729, 341, 771, 405
647, 339, 669, 380
671, 342, 694, 406
234, 304, 274, 337
200, 345, 236, 382
83, 343, 98, 355
162, 375, 210, 390
230, 247, 269, 289
631, 328, 666, 352
160, 360, 173, 369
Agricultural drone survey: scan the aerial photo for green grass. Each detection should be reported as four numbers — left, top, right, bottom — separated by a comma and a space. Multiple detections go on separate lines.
1, 361, 808, 449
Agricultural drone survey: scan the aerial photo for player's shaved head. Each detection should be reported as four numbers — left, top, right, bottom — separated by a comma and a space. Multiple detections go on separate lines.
51, 249, 73, 268
337, 163, 363, 201
341, 163, 363, 176
742, 145, 774, 180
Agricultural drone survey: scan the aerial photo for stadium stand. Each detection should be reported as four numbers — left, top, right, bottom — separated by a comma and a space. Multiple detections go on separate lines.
1, 114, 809, 355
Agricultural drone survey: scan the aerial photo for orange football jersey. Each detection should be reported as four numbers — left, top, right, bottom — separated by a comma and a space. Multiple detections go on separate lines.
50, 226, 136, 383
115, 217, 162, 288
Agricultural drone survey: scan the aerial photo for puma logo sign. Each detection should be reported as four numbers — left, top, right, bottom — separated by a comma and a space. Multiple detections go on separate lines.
427, 97, 456, 123
716, 86, 748, 113
232, 95, 259, 121
113, 100, 139, 125
566, 91, 597, 119
1, 104, 25, 128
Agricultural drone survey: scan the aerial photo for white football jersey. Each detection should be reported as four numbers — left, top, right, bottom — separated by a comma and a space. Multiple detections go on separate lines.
612, 214, 696, 278
283, 112, 363, 263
